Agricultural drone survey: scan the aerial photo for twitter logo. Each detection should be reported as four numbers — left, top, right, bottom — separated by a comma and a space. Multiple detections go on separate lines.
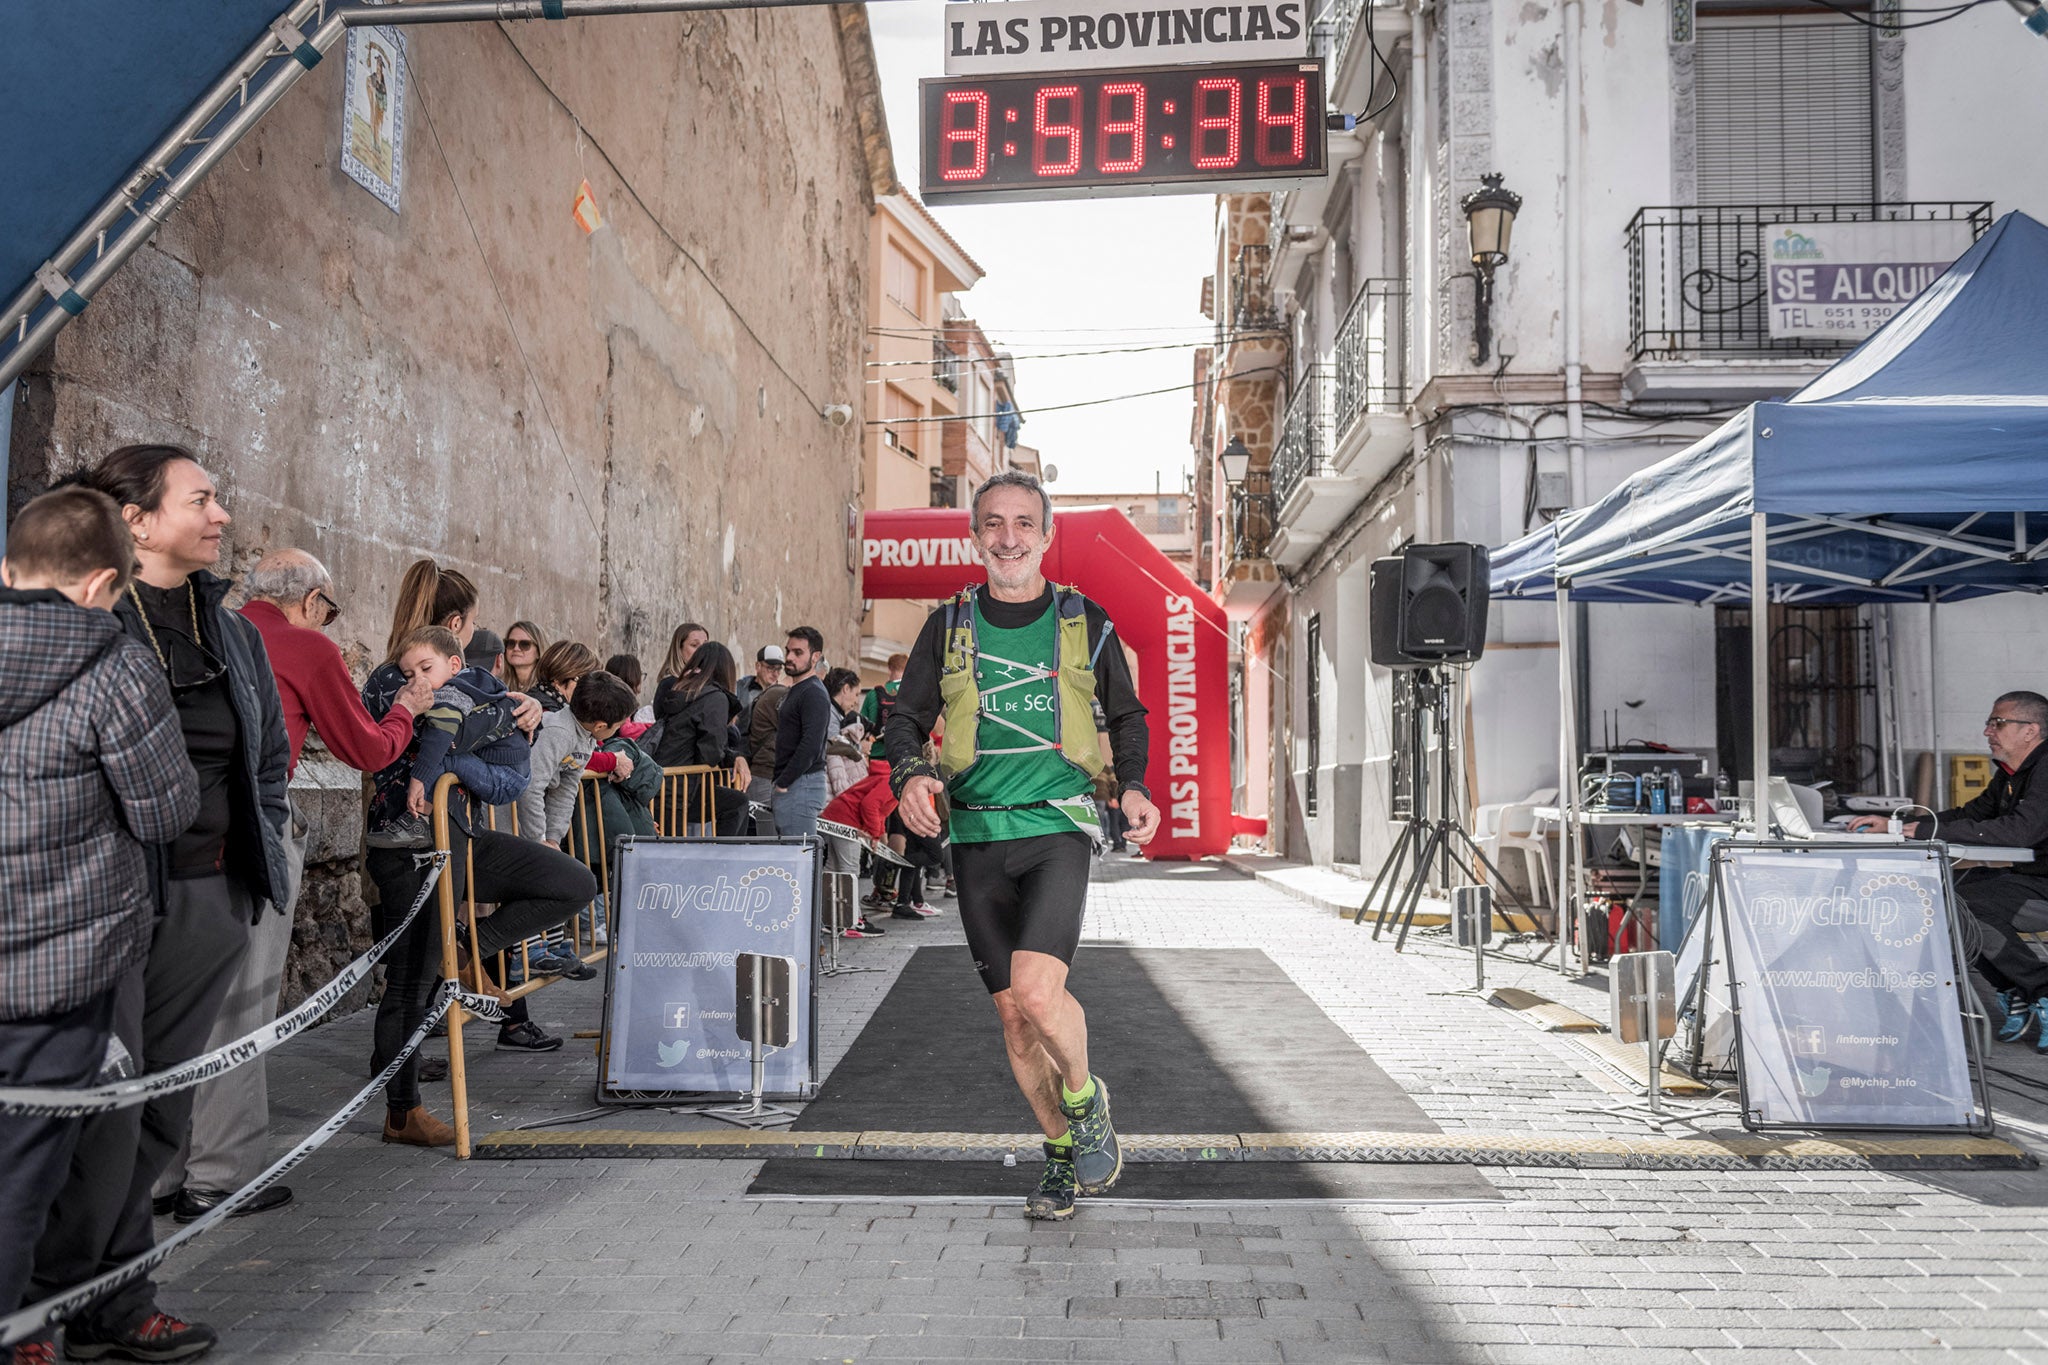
656, 1040, 689, 1068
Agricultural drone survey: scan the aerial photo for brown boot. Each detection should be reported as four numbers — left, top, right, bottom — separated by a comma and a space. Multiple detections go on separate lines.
383, 1106, 456, 1147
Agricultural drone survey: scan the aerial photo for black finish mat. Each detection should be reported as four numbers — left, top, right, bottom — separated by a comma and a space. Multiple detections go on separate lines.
750, 946, 1497, 1200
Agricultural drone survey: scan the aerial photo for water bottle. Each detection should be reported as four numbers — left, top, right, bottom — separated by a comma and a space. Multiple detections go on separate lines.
1668, 769, 1684, 815
1715, 769, 1732, 811
1647, 767, 1668, 815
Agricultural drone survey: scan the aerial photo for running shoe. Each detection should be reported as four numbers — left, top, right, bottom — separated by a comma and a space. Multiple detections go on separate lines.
64, 1311, 217, 1363
942, 875, 957, 899
1996, 989, 2035, 1042
1061, 1076, 1122, 1196
1024, 1141, 1079, 1220
496, 1021, 564, 1052
908, 901, 940, 917
843, 919, 885, 938
889, 906, 925, 920
529, 950, 596, 982
2032, 999, 2048, 1054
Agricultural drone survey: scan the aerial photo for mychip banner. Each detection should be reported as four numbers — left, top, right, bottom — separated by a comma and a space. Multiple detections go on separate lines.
1764, 220, 1973, 341
600, 837, 818, 1101
1715, 842, 1987, 1132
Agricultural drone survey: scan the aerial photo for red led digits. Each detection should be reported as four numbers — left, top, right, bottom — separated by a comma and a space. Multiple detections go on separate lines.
1191, 78, 1241, 169
1253, 76, 1308, 167
1097, 81, 1146, 174
940, 89, 990, 180
1033, 84, 1083, 176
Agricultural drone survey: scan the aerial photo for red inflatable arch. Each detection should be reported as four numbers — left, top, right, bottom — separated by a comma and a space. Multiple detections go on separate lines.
860, 506, 1258, 860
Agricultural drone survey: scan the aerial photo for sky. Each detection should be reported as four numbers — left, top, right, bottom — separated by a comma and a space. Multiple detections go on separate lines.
867, 1, 1218, 497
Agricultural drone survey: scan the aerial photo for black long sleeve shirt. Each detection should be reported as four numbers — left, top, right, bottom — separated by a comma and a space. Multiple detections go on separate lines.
884, 584, 1150, 796
1924, 746, 2048, 864
773, 674, 832, 786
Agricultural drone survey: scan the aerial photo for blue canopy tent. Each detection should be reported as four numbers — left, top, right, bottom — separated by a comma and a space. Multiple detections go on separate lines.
1488, 210, 2048, 964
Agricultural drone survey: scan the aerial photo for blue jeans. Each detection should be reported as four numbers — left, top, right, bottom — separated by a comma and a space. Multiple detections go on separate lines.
773, 770, 829, 841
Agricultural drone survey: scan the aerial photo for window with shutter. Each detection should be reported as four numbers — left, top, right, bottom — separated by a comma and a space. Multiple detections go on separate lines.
883, 384, 922, 459
884, 240, 926, 320
1694, 11, 1874, 205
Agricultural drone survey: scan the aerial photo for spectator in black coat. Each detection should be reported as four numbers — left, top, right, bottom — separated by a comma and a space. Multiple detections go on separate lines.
0, 488, 199, 1349
34, 446, 291, 1362
653, 641, 751, 832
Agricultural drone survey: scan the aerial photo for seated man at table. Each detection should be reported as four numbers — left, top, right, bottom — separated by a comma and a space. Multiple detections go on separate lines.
1850, 690, 2048, 1047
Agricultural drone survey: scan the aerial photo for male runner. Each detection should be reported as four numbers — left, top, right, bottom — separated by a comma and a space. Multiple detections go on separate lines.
887, 470, 1159, 1220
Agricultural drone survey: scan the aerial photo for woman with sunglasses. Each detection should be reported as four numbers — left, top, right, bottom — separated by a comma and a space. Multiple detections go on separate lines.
501, 619, 549, 693
29, 445, 293, 1362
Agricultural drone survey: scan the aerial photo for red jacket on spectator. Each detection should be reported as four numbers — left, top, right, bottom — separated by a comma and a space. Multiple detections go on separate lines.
821, 761, 894, 842
240, 598, 417, 775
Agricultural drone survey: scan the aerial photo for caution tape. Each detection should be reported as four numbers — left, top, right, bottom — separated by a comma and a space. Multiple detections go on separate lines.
816, 819, 912, 867
0, 852, 450, 1118
0, 976, 501, 1349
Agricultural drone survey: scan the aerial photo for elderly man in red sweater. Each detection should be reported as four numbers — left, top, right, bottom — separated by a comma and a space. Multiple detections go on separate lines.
153, 548, 432, 1224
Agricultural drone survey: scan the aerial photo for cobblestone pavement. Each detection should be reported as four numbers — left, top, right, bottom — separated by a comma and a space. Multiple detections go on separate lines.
147, 855, 2048, 1364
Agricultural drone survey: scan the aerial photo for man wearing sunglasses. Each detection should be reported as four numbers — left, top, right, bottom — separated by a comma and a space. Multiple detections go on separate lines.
1851, 691, 2048, 1049
153, 548, 435, 1227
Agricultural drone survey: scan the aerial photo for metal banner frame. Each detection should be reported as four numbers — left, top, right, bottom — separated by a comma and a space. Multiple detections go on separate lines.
596, 835, 821, 1107
1713, 838, 1995, 1136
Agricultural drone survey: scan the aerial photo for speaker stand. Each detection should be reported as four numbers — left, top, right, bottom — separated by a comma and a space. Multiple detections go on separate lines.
1356, 669, 1551, 954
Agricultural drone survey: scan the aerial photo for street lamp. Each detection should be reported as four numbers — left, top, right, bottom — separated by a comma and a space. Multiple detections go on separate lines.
1460, 172, 1522, 367
1219, 435, 1252, 485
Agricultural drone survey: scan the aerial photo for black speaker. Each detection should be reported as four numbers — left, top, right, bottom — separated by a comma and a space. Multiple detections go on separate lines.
1369, 557, 1428, 668
1369, 543, 1490, 668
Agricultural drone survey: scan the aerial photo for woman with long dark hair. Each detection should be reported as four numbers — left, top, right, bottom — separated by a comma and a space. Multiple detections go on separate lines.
652, 640, 752, 831
30, 445, 291, 1359
360, 560, 597, 1146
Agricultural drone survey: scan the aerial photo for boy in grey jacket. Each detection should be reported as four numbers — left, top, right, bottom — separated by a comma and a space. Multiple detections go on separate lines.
0, 488, 200, 1342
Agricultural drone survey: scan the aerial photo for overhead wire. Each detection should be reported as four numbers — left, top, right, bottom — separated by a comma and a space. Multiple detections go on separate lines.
870, 366, 1283, 424
399, 42, 602, 543
1800, 0, 2002, 27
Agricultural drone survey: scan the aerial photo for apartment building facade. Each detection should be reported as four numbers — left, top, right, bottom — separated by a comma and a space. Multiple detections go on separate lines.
1196, 0, 2048, 869
859, 192, 1027, 682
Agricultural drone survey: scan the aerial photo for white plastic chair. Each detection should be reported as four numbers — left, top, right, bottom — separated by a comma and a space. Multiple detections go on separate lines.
1493, 786, 1559, 908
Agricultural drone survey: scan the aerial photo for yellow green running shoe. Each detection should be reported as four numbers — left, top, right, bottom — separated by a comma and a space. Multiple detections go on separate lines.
1060, 1075, 1123, 1196
1025, 1141, 1078, 1220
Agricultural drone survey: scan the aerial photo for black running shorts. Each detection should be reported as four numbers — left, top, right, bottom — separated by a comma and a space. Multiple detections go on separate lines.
952, 831, 1094, 995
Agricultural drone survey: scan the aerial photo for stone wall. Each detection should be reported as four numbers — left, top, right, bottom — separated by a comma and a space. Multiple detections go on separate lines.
8, 11, 890, 1010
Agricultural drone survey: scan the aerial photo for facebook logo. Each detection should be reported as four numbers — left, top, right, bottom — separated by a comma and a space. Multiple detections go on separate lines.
664, 1002, 690, 1030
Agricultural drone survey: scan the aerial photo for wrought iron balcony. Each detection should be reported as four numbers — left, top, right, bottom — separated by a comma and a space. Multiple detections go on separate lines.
933, 337, 961, 392
1229, 472, 1275, 563
1232, 242, 1280, 334
1332, 278, 1405, 431
1626, 202, 1991, 360
1271, 365, 1338, 510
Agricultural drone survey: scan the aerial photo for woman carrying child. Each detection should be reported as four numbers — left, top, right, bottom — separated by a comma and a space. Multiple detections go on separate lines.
363, 561, 597, 1146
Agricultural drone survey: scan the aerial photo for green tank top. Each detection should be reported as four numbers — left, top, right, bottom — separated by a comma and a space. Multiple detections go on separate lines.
949, 597, 1100, 845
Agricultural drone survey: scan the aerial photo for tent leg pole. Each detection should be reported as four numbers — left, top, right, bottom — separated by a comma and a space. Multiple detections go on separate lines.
1556, 590, 1577, 974
1928, 588, 1941, 810
1750, 513, 1770, 837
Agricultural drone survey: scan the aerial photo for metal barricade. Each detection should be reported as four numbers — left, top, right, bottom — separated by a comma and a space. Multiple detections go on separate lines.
428, 772, 614, 1158
653, 764, 726, 836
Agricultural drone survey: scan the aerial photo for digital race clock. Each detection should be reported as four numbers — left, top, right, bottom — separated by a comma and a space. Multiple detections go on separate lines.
919, 60, 1327, 204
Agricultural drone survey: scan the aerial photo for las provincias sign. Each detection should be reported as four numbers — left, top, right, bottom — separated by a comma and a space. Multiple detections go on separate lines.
943, 0, 1309, 75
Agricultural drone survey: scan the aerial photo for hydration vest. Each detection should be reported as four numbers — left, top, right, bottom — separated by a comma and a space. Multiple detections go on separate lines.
936, 585, 1108, 784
